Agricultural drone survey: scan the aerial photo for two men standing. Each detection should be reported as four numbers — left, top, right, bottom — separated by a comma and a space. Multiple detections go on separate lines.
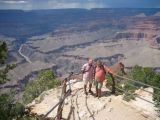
81, 58, 116, 98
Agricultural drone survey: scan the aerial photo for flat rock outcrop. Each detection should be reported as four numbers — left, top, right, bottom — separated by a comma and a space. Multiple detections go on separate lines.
27, 80, 157, 120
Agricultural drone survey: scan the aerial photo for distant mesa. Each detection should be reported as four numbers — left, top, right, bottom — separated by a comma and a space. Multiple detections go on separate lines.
153, 12, 160, 16
135, 13, 146, 18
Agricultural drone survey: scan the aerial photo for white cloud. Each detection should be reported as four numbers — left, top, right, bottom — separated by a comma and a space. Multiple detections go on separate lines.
47, 1, 107, 9
2, 0, 27, 4
59, 3, 81, 8
0, 0, 109, 10
83, 2, 107, 9
48, 1, 80, 9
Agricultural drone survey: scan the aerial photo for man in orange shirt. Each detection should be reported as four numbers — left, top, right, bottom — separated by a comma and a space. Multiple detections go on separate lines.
95, 60, 127, 97
95, 60, 114, 98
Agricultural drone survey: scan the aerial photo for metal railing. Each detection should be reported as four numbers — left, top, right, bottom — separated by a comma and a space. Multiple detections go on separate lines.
39, 71, 160, 120
113, 73, 160, 91
39, 72, 83, 120
113, 73, 160, 106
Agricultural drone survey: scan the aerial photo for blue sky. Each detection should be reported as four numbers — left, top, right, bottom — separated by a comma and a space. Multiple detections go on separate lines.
0, 0, 160, 10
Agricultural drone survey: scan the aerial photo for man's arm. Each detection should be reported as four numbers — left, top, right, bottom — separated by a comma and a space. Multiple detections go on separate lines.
104, 66, 113, 75
81, 64, 86, 74
119, 62, 127, 75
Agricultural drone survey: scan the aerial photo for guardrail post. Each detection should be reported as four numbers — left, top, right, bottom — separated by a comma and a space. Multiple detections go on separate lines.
57, 79, 66, 120
57, 101, 63, 120
109, 73, 115, 94
63, 78, 67, 95
56, 72, 73, 120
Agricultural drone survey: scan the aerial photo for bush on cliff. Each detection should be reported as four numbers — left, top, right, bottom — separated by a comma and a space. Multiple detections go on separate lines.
23, 70, 61, 104
0, 41, 16, 84
0, 94, 26, 120
105, 65, 160, 106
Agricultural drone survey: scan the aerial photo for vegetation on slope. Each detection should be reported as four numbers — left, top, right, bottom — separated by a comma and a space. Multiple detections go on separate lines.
0, 41, 61, 120
0, 69, 61, 120
23, 70, 61, 104
0, 94, 25, 120
0, 41, 16, 84
126, 66, 160, 103
0, 41, 7, 64
106, 65, 160, 115
0, 41, 25, 120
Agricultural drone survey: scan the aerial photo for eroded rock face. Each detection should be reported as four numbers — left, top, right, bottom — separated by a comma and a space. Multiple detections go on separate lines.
156, 36, 160, 44
0, 61, 56, 96
115, 19, 160, 49
115, 32, 150, 40
115, 20, 160, 42
154, 12, 160, 17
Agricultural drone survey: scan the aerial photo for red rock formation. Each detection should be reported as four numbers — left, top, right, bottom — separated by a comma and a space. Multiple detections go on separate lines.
115, 19, 160, 49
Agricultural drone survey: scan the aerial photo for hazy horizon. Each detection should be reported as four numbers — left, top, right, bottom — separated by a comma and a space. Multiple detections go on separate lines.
1, 7, 160, 10
0, 0, 160, 10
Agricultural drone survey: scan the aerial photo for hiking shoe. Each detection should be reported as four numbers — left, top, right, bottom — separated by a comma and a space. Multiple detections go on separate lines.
98, 96, 101, 99
85, 91, 88, 95
111, 91, 115, 94
89, 90, 93, 94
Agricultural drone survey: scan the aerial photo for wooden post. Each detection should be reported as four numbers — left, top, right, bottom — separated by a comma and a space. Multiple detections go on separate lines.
56, 72, 73, 120
109, 73, 115, 94
56, 79, 66, 120
63, 78, 67, 95
57, 104, 63, 120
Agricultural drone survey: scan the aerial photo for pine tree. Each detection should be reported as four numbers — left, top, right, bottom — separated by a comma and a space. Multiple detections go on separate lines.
0, 41, 16, 84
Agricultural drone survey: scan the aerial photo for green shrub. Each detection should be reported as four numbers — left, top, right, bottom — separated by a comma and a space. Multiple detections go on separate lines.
122, 80, 136, 101
105, 74, 113, 90
108, 65, 160, 105
0, 41, 7, 64
0, 64, 16, 84
105, 73, 124, 96
0, 42, 35, 119
0, 41, 16, 84
129, 65, 160, 101
23, 70, 61, 104
0, 94, 25, 120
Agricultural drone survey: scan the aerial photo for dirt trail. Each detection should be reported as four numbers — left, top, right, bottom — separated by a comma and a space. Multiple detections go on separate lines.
18, 44, 32, 63
27, 81, 156, 120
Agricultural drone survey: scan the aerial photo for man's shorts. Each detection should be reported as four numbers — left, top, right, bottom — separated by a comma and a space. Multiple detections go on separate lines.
95, 80, 103, 89
83, 78, 93, 85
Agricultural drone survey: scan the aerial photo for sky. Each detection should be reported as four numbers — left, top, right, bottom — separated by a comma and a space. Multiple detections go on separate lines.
0, 0, 160, 10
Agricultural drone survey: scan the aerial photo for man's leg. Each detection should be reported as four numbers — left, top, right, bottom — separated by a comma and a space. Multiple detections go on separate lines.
84, 85, 87, 94
89, 80, 93, 94
83, 79, 88, 95
95, 80, 98, 97
98, 82, 103, 98
96, 88, 98, 97
89, 83, 92, 91
98, 89, 101, 98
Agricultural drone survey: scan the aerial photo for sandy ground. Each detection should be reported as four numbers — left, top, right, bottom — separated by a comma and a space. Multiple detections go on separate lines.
94, 98, 151, 120
27, 80, 157, 120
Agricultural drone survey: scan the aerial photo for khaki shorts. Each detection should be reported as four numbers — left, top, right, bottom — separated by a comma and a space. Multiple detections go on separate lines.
83, 78, 93, 85
95, 80, 103, 89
